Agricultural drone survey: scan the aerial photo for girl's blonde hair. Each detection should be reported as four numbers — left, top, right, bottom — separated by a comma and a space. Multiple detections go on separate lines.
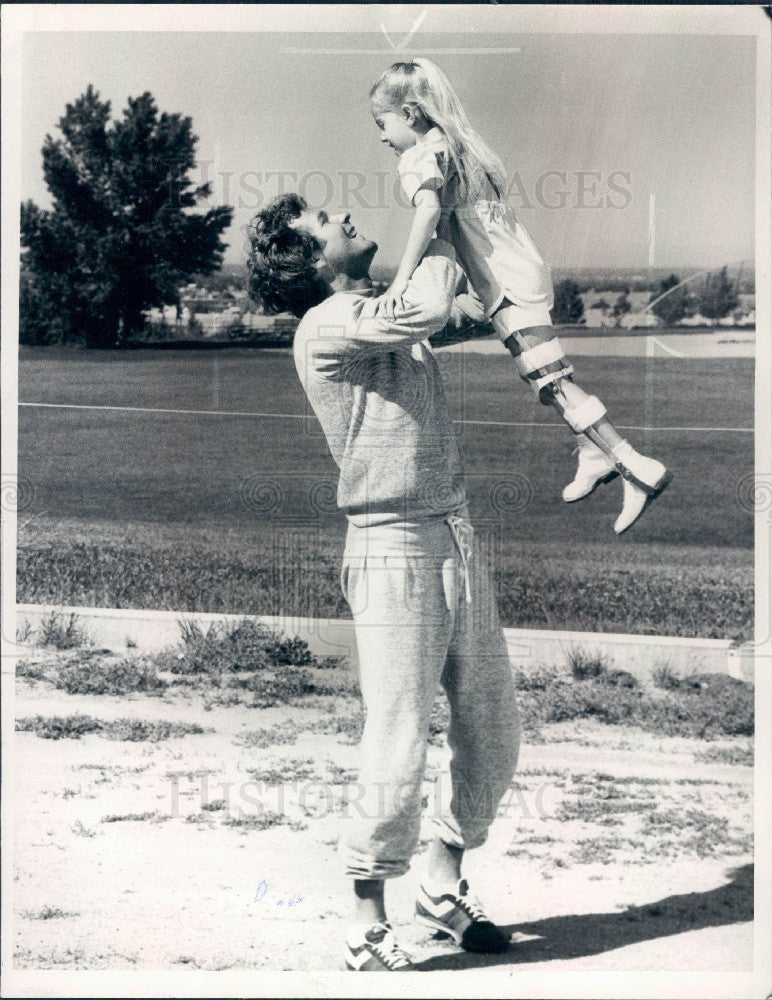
370, 58, 508, 202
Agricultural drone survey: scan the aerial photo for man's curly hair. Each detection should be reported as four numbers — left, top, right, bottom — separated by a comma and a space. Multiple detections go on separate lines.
245, 193, 328, 318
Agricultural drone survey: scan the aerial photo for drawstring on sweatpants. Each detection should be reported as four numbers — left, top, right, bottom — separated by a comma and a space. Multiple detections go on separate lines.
445, 514, 475, 604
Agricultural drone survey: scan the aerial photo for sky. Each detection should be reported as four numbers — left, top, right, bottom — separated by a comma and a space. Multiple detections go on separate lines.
21, 28, 756, 271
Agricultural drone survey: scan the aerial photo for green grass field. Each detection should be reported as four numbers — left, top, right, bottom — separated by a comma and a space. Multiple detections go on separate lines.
16, 342, 754, 639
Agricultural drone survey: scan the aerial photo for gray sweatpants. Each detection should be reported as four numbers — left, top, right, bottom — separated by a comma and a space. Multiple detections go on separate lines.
339, 507, 520, 879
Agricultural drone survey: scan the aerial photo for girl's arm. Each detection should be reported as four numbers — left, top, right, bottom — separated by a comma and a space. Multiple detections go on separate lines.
375, 188, 442, 319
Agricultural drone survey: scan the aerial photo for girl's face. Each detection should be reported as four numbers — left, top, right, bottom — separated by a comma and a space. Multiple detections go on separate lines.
371, 105, 420, 156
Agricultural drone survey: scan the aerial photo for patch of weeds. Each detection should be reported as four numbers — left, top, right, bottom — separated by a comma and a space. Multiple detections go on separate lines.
517, 670, 753, 738
517, 768, 568, 780
102, 718, 208, 742
16, 658, 48, 682
202, 689, 245, 710
38, 610, 91, 650
515, 664, 567, 691
164, 767, 217, 781
70, 820, 97, 838
223, 810, 294, 833
16, 618, 35, 643
557, 792, 652, 824
641, 808, 752, 858
101, 811, 168, 823
16, 714, 102, 740
570, 836, 646, 865
590, 773, 669, 786
316, 655, 346, 670
326, 761, 359, 784
246, 758, 319, 783
185, 812, 215, 825
652, 664, 681, 690
232, 722, 301, 749
311, 709, 365, 745
20, 906, 76, 920
673, 777, 725, 786
244, 668, 316, 709
567, 647, 610, 681
694, 744, 754, 767
16, 713, 208, 741
200, 798, 226, 812
53, 655, 168, 696
598, 669, 638, 688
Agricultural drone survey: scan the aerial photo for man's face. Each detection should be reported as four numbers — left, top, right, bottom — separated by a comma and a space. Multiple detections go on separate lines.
290, 209, 377, 280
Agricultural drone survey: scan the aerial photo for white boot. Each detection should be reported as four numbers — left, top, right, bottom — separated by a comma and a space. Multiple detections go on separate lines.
562, 436, 618, 502
612, 441, 672, 534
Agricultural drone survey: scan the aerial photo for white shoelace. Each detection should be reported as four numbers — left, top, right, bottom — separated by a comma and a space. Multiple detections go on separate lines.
370, 927, 412, 969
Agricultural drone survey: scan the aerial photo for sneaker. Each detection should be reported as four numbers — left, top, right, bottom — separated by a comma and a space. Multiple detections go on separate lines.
415, 877, 511, 953
562, 436, 619, 502
344, 921, 415, 971
612, 442, 672, 534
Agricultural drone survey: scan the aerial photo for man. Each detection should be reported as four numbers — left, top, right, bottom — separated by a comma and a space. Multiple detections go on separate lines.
247, 193, 519, 971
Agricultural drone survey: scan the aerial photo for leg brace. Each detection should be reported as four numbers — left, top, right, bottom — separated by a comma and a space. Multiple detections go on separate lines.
510, 335, 607, 434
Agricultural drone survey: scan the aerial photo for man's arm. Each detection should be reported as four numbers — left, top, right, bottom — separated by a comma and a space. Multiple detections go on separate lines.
333, 239, 458, 355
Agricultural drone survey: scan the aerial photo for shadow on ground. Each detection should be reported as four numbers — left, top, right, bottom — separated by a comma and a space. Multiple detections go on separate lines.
413, 863, 753, 971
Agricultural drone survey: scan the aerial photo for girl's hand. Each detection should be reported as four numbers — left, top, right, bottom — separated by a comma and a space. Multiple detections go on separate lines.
375, 277, 409, 320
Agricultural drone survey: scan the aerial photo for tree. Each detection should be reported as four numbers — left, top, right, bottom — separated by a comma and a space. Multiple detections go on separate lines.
552, 278, 585, 325
698, 266, 739, 324
649, 273, 695, 326
20, 86, 233, 347
612, 291, 632, 325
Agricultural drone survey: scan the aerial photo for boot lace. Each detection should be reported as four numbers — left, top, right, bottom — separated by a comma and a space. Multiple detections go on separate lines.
369, 926, 413, 969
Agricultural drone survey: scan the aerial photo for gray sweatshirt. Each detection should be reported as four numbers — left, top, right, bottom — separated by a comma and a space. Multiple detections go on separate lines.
293, 239, 467, 526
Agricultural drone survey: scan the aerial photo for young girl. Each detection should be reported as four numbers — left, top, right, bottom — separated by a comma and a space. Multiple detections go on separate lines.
370, 58, 672, 534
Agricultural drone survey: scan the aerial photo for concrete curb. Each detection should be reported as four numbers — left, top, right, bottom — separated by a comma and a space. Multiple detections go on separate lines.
15, 603, 753, 684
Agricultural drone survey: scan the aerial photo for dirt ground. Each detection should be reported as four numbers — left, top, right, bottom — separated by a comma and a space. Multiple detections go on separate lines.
12, 648, 753, 974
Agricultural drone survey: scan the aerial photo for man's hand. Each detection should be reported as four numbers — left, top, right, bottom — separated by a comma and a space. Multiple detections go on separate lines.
374, 276, 410, 320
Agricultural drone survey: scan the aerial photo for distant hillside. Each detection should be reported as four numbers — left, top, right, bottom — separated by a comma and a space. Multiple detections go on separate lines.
194, 262, 755, 298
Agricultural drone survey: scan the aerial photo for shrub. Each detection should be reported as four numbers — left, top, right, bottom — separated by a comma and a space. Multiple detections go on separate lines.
157, 618, 343, 680
161, 618, 276, 676
567, 647, 610, 681
38, 610, 91, 650
652, 664, 681, 690
265, 635, 314, 667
